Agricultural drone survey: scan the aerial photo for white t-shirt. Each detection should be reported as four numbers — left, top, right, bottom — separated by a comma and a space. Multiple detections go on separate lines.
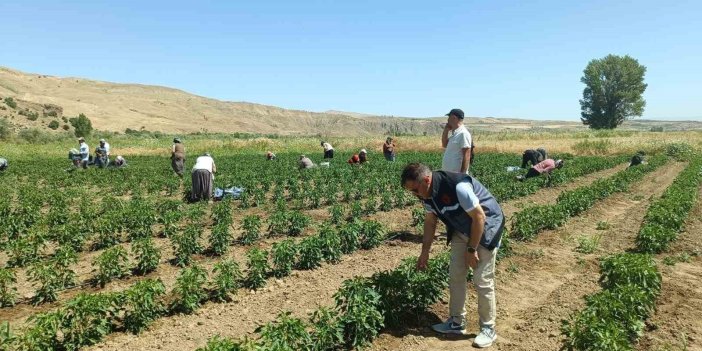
441, 125, 472, 173
79, 143, 90, 161
323, 143, 333, 151
102, 142, 110, 156
193, 156, 215, 172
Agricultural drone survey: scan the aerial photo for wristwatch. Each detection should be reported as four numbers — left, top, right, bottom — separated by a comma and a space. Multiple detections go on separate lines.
467, 246, 477, 253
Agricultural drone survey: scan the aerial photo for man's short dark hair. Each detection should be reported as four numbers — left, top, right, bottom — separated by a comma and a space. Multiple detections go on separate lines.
401, 163, 431, 186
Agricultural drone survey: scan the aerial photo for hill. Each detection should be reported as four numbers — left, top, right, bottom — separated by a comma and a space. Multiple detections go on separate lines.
1, 66, 700, 136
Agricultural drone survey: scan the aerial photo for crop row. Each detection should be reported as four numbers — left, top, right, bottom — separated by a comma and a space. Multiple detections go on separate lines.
194, 251, 451, 351
510, 155, 668, 241
0, 217, 389, 350
635, 157, 702, 253
561, 253, 662, 350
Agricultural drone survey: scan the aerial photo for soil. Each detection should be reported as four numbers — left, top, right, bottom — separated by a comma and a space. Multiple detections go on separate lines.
369, 162, 688, 351
77, 162, 647, 351
635, 186, 702, 351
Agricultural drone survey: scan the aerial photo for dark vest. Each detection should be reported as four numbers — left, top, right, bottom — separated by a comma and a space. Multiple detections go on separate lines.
423, 171, 505, 250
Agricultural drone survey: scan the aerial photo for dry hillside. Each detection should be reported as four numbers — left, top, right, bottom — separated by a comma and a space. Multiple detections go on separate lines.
0, 67, 442, 136
1, 66, 700, 136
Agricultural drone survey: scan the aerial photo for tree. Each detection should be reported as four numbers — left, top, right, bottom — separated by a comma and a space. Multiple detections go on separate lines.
580, 55, 647, 129
69, 113, 93, 137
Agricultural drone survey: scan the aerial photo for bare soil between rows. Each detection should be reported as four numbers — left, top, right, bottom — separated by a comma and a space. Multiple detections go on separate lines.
369, 162, 687, 351
75, 162, 635, 351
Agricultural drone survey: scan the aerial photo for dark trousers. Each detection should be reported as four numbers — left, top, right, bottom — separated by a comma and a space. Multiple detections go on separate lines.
524, 168, 541, 179
324, 149, 334, 159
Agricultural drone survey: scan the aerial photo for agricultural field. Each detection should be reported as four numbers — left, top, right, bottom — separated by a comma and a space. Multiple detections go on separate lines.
0, 133, 701, 351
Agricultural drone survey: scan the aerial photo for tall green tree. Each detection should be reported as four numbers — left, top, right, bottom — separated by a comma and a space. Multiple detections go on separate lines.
580, 55, 647, 129
69, 113, 93, 137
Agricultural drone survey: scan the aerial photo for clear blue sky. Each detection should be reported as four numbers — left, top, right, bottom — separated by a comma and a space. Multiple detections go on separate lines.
1, 0, 700, 120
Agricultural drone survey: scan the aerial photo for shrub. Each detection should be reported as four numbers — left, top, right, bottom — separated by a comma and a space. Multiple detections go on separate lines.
170, 265, 208, 314
172, 224, 204, 267
271, 239, 298, 278
338, 220, 362, 254
360, 220, 386, 250
0, 268, 17, 307
256, 311, 312, 351
245, 248, 269, 290
287, 211, 311, 236
240, 215, 261, 245
28, 261, 64, 304
48, 120, 59, 130
318, 225, 342, 264
123, 279, 166, 334
61, 292, 121, 349
197, 335, 258, 351
132, 238, 161, 275
93, 246, 130, 287
211, 259, 243, 302
0, 118, 11, 140
296, 236, 324, 270
209, 222, 233, 256
309, 307, 344, 351
3, 97, 16, 109
69, 113, 93, 137
334, 277, 384, 349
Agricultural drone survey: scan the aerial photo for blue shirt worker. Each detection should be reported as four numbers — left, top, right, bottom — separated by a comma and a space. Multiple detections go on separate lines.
401, 162, 505, 348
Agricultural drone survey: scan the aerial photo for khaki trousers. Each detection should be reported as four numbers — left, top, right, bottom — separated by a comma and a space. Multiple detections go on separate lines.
449, 232, 498, 328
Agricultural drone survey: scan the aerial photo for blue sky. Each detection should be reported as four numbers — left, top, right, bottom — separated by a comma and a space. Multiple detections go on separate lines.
1, 0, 700, 121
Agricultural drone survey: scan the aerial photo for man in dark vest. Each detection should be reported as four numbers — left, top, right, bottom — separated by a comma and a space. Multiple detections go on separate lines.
401, 162, 505, 348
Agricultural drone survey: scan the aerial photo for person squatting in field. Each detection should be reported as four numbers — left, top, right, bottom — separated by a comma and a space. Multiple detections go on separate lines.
348, 149, 368, 165
520, 148, 548, 169
0, 158, 7, 172
190, 153, 216, 202
516, 158, 564, 181
401, 162, 505, 348
299, 154, 315, 169
628, 151, 646, 168
171, 138, 186, 177
442, 108, 473, 174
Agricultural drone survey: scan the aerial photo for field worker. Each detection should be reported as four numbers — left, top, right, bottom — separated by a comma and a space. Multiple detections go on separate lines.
359, 149, 368, 163
628, 151, 646, 168
383, 137, 396, 161
299, 154, 315, 169
190, 152, 216, 202
94, 142, 109, 168
0, 158, 7, 172
348, 154, 361, 165
99, 139, 111, 158
113, 155, 127, 168
78, 137, 90, 169
171, 138, 186, 177
321, 141, 334, 159
67, 148, 81, 169
266, 151, 277, 161
401, 163, 504, 348
442, 108, 473, 174
517, 159, 564, 181
520, 148, 548, 169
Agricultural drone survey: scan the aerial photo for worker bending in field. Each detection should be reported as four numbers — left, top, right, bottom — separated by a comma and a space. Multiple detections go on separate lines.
0, 158, 7, 172
348, 149, 368, 165
171, 138, 186, 177
190, 153, 216, 202
299, 155, 315, 169
628, 151, 646, 168
520, 148, 548, 169
321, 141, 334, 159
516, 159, 564, 181
112, 155, 127, 168
266, 151, 277, 161
401, 163, 504, 348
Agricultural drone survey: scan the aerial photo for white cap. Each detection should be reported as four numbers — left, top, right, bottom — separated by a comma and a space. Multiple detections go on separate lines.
360, 149, 367, 154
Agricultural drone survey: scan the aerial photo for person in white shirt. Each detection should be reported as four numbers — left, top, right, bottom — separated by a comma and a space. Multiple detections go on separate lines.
321, 141, 334, 159
190, 153, 217, 202
0, 158, 7, 172
78, 137, 90, 169
441, 108, 472, 174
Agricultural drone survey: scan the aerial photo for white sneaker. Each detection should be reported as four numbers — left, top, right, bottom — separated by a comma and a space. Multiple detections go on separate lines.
473, 326, 497, 348
431, 317, 466, 335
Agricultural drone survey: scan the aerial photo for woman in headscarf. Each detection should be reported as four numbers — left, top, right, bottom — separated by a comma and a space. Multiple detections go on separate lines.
191, 153, 216, 202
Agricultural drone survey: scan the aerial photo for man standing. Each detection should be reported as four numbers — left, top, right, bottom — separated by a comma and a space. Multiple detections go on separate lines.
401, 163, 504, 348
442, 109, 472, 174
78, 137, 89, 169
383, 137, 396, 161
171, 138, 186, 177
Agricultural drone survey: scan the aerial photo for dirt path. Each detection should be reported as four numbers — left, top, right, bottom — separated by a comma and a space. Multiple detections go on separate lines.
78, 163, 636, 351
635, 186, 702, 351
370, 162, 687, 351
